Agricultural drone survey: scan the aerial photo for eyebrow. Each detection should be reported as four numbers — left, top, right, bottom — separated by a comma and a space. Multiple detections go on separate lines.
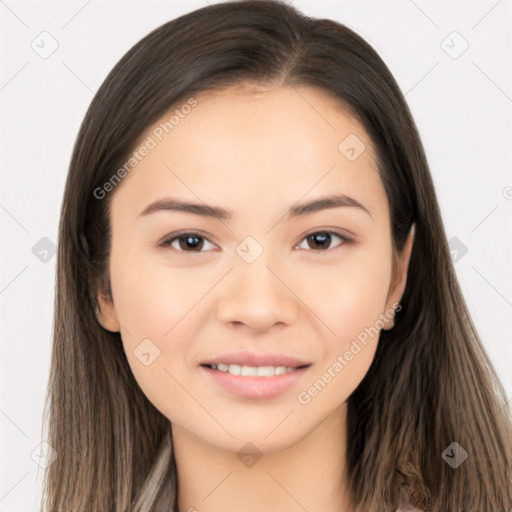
137, 193, 373, 222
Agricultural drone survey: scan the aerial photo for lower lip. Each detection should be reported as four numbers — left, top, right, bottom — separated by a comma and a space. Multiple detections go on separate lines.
200, 365, 310, 399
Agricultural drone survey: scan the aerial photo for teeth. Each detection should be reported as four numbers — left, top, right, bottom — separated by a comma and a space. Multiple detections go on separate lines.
207, 363, 298, 376
257, 366, 277, 377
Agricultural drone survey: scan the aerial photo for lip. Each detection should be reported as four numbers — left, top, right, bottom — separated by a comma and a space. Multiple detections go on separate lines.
200, 364, 311, 399
200, 350, 311, 368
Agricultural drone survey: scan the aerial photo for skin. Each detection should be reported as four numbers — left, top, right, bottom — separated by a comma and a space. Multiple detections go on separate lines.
97, 83, 414, 512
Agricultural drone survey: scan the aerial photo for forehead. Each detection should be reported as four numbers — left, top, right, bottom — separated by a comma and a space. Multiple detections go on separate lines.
111, 83, 385, 221
181, 83, 372, 162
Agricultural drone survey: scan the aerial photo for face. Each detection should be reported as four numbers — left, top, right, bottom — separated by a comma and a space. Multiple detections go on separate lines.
97, 83, 413, 453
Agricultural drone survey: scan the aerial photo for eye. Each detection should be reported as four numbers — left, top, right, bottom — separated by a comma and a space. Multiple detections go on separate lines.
159, 231, 217, 253
159, 229, 352, 254
295, 230, 352, 251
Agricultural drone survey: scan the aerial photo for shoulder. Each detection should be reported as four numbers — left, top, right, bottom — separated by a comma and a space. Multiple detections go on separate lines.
395, 486, 424, 512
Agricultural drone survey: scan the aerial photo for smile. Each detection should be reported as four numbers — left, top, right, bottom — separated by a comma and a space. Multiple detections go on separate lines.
202, 363, 303, 377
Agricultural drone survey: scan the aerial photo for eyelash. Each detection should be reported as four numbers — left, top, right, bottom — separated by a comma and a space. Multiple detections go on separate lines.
159, 230, 353, 253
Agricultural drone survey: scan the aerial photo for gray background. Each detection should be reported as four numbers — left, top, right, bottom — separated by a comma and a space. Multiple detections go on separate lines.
1, 1, 511, 510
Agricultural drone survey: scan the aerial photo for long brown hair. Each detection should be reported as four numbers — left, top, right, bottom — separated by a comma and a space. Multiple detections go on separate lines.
41, 1, 512, 510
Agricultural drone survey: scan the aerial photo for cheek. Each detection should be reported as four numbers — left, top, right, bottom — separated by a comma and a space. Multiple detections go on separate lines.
108, 252, 191, 387
109, 253, 204, 420
110, 251, 209, 340
305, 245, 392, 342
300, 245, 391, 395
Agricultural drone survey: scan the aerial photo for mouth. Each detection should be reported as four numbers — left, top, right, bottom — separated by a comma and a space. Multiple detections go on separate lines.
199, 351, 313, 398
200, 362, 312, 377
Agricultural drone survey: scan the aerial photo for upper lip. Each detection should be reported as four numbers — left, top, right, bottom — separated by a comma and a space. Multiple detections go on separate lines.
201, 351, 312, 368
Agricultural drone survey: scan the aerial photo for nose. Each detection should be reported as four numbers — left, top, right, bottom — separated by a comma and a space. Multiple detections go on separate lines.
216, 256, 298, 333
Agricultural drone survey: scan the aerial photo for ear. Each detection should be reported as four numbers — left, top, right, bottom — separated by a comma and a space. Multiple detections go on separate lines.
96, 281, 121, 333
384, 223, 415, 326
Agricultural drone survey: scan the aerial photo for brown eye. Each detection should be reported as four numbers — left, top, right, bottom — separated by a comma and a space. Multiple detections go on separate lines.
296, 231, 351, 251
160, 232, 215, 253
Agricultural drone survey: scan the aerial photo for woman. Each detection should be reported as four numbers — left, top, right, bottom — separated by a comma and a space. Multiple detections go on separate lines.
41, 1, 512, 511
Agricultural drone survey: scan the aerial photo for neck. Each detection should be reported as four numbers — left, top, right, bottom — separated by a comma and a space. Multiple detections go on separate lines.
172, 403, 354, 512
